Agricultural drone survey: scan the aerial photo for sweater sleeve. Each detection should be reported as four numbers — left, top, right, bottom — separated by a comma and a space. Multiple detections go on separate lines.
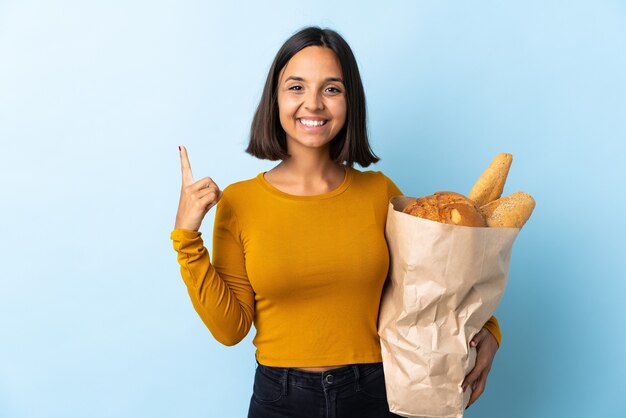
483, 315, 502, 347
379, 171, 403, 199
169, 195, 254, 346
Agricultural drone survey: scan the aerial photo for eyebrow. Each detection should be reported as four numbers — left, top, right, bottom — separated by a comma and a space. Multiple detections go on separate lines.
284, 76, 344, 84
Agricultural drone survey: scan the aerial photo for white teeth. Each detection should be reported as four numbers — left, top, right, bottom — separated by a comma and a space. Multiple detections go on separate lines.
299, 119, 327, 127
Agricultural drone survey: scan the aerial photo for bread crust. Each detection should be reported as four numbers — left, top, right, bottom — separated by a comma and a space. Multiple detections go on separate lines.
402, 192, 487, 227
480, 191, 535, 228
468, 153, 513, 207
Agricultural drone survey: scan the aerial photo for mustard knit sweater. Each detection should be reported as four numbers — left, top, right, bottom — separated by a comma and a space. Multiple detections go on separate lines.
170, 167, 501, 367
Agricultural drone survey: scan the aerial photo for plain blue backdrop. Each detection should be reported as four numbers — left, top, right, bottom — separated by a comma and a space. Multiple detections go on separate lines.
1, 1, 625, 417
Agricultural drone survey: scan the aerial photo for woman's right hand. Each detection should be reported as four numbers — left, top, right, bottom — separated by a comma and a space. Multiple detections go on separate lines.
174, 145, 223, 231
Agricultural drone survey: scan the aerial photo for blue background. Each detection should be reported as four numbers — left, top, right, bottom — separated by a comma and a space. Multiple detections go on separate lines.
1, 1, 625, 417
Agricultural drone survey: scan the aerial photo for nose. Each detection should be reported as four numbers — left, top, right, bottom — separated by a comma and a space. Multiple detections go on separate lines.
304, 90, 324, 111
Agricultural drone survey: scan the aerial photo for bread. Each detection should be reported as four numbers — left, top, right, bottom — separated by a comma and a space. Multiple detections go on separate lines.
402, 192, 487, 227
468, 153, 513, 207
480, 192, 535, 228
402, 153, 535, 229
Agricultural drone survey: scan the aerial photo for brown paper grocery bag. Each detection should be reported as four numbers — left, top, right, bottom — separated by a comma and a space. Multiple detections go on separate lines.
378, 196, 519, 418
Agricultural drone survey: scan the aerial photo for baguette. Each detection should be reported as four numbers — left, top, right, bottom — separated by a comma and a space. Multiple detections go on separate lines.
468, 153, 513, 206
480, 191, 535, 229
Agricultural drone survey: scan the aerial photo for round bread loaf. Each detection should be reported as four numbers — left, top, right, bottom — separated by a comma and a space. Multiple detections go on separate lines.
402, 191, 487, 227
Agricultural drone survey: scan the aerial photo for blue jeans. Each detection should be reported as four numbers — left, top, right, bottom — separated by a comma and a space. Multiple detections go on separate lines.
247, 361, 403, 418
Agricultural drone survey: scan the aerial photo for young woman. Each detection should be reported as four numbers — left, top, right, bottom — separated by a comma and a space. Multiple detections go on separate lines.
171, 26, 501, 418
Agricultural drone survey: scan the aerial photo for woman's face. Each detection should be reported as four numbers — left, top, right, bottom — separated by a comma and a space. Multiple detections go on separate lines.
276, 46, 347, 154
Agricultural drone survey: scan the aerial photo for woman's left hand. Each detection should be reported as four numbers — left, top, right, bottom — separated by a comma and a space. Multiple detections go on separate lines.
461, 327, 499, 409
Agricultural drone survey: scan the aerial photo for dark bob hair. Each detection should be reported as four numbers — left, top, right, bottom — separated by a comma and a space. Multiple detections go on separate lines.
246, 26, 379, 168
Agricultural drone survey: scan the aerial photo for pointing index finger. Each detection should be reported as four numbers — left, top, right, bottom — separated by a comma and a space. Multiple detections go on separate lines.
179, 145, 194, 185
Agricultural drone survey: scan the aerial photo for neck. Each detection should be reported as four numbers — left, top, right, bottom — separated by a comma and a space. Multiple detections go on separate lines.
278, 143, 343, 181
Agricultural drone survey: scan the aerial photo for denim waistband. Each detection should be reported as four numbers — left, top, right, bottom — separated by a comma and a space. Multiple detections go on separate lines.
255, 361, 383, 390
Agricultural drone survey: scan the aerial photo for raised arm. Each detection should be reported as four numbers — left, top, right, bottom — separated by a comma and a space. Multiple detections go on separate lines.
170, 146, 254, 346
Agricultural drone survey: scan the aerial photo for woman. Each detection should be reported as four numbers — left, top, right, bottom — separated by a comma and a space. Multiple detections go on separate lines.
171, 26, 500, 418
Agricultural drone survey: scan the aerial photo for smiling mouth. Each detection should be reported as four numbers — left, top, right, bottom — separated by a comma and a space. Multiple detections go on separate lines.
298, 118, 328, 127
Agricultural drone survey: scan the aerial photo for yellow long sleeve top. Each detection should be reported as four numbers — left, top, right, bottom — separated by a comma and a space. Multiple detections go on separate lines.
170, 167, 501, 367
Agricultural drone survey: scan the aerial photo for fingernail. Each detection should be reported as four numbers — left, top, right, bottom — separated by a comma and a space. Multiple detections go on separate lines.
178, 146, 181, 151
